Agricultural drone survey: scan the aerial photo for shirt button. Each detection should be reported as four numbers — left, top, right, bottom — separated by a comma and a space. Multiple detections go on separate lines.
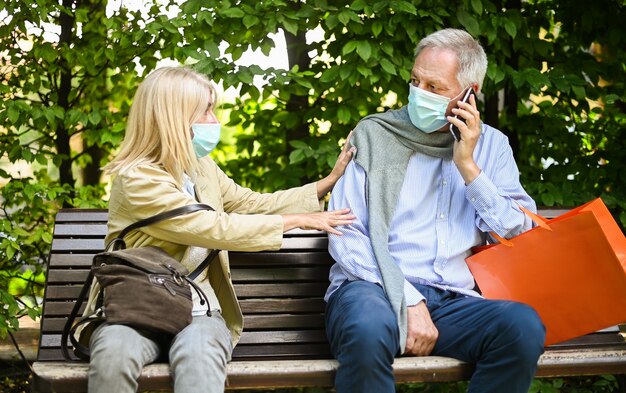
439, 214, 445, 219
471, 198, 476, 202
442, 180, 448, 185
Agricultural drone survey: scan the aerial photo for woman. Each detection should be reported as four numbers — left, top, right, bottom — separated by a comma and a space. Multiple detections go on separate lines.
89, 67, 354, 393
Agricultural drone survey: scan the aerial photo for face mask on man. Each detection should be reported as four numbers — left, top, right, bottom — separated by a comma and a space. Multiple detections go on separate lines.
407, 84, 457, 133
191, 123, 221, 158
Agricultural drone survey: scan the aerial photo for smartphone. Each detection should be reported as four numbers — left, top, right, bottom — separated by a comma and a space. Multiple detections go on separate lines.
449, 88, 476, 142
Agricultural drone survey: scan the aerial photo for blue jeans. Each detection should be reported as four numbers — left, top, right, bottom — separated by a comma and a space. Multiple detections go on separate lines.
325, 280, 545, 393
89, 313, 232, 393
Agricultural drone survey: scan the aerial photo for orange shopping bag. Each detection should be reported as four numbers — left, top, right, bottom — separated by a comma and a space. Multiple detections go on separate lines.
466, 198, 626, 345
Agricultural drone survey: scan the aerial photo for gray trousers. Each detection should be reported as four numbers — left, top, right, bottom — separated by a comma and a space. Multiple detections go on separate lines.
88, 313, 232, 393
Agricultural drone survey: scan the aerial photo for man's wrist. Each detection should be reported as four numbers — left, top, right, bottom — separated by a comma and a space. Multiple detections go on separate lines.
457, 161, 481, 184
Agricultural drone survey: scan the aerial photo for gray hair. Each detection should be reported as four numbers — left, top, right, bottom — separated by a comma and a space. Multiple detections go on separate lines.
415, 29, 488, 92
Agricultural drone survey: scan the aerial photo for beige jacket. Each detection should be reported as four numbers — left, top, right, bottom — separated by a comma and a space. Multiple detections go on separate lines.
100, 157, 322, 347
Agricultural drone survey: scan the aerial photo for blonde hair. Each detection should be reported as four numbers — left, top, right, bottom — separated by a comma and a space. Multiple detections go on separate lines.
105, 67, 217, 184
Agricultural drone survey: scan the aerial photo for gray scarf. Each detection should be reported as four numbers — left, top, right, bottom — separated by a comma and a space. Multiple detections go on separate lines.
350, 106, 453, 352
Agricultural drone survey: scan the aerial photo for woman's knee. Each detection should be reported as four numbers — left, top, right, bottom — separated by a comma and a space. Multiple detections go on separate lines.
89, 324, 157, 378
170, 315, 232, 366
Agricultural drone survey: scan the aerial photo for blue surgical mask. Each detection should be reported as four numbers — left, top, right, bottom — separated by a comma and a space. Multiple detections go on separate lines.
407, 84, 451, 133
191, 123, 221, 158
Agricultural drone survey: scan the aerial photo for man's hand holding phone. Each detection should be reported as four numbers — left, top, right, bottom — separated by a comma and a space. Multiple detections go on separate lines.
449, 88, 477, 142
448, 87, 482, 185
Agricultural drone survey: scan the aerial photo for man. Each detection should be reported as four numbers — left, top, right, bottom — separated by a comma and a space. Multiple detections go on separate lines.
325, 28, 545, 393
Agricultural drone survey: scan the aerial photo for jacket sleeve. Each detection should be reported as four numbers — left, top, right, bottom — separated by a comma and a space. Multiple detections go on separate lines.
113, 165, 284, 252
211, 161, 323, 215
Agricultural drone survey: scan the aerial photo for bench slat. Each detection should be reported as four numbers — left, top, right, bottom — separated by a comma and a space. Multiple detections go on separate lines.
231, 267, 329, 282
53, 224, 108, 237
46, 265, 331, 285
48, 252, 333, 268
50, 238, 328, 252
31, 348, 626, 392
54, 209, 108, 222
51, 239, 105, 252
271, 237, 328, 250
42, 302, 85, 317
41, 329, 327, 349
229, 252, 333, 266
234, 283, 328, 298
43, 286, 85, 300
239, 298, 325, 313
243, 314, 324, 329
47, 270, 91, 284
232, 343, 331, 359
49, 254, 95, 267
41, 298, 326, 317
237, 330, 327, 345
40, 314, 324, 333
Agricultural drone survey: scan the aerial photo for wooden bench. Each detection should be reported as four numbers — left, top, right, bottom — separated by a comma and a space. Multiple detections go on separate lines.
31, 208, 626, 392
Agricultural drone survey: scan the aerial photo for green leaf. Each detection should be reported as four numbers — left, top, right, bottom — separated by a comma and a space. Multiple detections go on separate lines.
182, 0, 203, 14
325, 14, 339, 30
12, 227, 30, 237
243, 15, 260, 29
7, 106, 19, 123
289, 140, 309, 149
356, 65, 371, 77
222, 8, 245, 18
456, 10, 480, 36
572, 86, 586, 100
272, 111, 291, 123
339, 66, 353, 80
6, 245, 15, 260
471, 0, 483, 14
356, 41, 372, 61
380, 58, 397, 75
89, 110, 102, 125
372, 21, 383, 37
42, 232, 53, 244
541, 193, 555, 206
392, 1, 417, 15
338, 106, 351, 123
338, 10, 352, 25
504, 20, 517, 38
342, 41, 358, 56
283, 20, 298, 36
604, 94, 619, 105
204, 41, 220, 58
350, 0, 367, 11
320, 67, 341, 83
289, 149, 305, 164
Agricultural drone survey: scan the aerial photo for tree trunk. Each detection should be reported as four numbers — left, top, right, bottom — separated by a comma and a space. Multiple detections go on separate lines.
284, 29, 311, 183
56, 0, 76, 206
81, 0, 106, 186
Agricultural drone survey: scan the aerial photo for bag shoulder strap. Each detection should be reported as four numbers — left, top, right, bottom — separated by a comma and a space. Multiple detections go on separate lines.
61, 270, 96, 361
115, 203, 215, 244
111, 203, 220, 279
188, 249, 219, 281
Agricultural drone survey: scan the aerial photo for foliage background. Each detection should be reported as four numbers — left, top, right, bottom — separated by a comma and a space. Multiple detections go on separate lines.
1, 0, 625, 389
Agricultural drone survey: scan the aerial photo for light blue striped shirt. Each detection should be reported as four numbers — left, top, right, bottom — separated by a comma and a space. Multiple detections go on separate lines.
325, 123, 536, 305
